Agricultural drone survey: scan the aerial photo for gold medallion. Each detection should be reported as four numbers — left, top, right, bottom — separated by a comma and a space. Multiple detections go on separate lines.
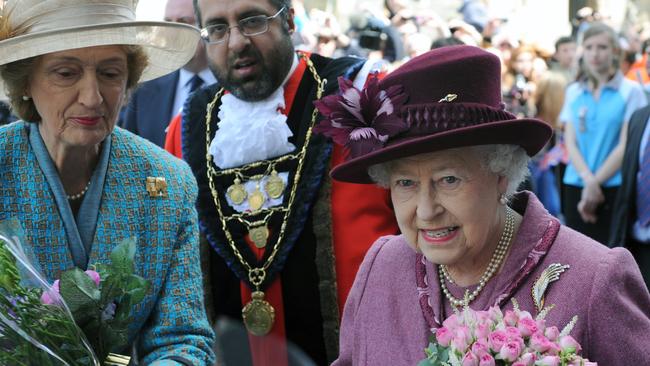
242, 291, 275, 336
249, 225, 269, 248
248, 185, 265, 212
226, 178, 247, 205
264, 170, 285, 199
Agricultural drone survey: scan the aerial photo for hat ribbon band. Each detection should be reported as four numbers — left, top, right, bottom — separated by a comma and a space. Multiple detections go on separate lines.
12, 3, 135, 35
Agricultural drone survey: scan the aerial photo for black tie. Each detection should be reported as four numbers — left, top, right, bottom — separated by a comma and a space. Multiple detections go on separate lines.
188, 74, 204, 93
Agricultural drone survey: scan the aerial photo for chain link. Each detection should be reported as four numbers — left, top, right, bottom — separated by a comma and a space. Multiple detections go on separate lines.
204, 53, 326, 289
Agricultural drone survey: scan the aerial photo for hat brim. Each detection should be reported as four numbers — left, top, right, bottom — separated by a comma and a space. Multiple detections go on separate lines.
0, 21, 200, 85
331, 118, 552, 184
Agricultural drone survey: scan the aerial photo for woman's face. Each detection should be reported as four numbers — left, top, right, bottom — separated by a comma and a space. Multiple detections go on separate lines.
388, 147, 507, 269
583, 32, 615, 76
27, 45, 128, 149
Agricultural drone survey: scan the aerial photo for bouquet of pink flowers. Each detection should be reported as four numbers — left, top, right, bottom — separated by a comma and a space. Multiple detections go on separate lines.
418, 299, 596, 366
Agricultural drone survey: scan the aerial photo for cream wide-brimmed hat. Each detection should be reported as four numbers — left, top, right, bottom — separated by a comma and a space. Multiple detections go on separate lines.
0, 0, 200, 84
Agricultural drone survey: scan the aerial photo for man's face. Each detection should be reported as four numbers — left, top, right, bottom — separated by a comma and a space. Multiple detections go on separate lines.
555, 42, 576, 69
197, 0, 295, 101
165, 0, 207, 72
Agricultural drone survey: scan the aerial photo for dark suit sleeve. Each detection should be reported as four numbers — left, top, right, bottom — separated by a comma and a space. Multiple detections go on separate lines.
119, 94, 139, 134
609, 106, 650, 247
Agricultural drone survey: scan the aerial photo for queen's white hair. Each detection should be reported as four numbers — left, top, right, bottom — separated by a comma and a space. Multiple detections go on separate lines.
367, 144, 530, 199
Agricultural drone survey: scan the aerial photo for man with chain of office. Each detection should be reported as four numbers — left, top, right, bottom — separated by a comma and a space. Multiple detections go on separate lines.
165, 0, 398, 364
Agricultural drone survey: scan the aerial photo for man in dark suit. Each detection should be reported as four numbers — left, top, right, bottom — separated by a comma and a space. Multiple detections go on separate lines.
119, 0, 215, 147
610, 103, 650, 289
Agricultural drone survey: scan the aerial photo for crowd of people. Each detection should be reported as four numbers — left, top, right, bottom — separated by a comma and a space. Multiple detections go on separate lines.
0, 0, 649, 365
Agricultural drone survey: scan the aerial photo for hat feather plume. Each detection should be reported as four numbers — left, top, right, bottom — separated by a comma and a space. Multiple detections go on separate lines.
0, 2, 17, 42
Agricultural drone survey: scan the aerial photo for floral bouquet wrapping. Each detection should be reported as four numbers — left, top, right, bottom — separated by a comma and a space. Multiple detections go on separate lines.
418, 299, 596, 366
0, 218, 148, 365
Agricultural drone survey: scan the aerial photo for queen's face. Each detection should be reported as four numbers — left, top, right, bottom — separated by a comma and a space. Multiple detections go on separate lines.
388, 147, 507, 271
28, 45, 128, 149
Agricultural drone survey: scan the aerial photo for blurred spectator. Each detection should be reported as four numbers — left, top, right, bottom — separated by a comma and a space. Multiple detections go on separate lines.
447, 18, 482, 47
551, 36, 577, 83
503, 44, 538, 118
346, 12, 405, 62
459, 0, 488, 33
310, 9, 350, 58
572, 6, 595, 40
431, 36, 465, 50
0, 100, 16, 125
560, 23, 647, 244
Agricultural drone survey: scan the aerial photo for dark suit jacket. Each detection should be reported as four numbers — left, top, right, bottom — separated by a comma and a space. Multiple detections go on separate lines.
610, 105, 650, 247
119, 70, 179, 147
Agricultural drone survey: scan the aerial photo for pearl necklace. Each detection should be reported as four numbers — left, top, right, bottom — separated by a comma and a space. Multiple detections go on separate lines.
66, 180, 91, 201
439, 206, 515, 308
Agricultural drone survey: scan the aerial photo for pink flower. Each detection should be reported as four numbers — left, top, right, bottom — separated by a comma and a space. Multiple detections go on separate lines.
544, 326, 560, 341
503, 310, 519, 326
517, 317, 538, 337
443, 313, 460, 329
498, 341, 522, 362
462, 351, 479, 366
488, 330, 508, 353
40, 279, 60, 305
505, 326, 523, 345
436, 327, 453, 347
474, 322, 491, 339
451, 326, 473, 352
529, 332, 551, 353
517, 352, 537, 366
558, 335, 582, 354
487, 306, 502, 322
536, 355, 561, 366
313, 76, 408, 157
471, 339, 489, 357
85, 269, 101, 287
478, 354, 496, 366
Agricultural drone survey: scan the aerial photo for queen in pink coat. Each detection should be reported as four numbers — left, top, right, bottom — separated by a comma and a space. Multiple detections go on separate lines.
314, 45, 650, 365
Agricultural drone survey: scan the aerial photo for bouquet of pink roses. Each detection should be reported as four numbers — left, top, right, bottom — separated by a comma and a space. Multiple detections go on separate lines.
417, 299, 596, 366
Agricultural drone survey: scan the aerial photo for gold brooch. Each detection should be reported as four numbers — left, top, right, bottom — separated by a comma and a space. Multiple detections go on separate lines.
146, 177, 168, 198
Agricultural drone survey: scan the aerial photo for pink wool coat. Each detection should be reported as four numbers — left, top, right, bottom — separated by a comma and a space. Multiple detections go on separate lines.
334, 192, 650, 365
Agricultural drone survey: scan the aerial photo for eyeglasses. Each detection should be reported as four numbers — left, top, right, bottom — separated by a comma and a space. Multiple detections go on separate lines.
200, 7, 285, 45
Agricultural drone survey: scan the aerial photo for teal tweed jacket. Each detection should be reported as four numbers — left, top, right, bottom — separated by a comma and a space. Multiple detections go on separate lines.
0, 122, 215, 365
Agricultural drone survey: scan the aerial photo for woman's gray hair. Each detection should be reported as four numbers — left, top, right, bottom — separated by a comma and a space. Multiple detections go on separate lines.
367, 144, 530, 199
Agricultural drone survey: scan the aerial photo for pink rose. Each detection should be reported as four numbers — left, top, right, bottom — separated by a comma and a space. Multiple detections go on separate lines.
517, 352, 537, 366
474, 322, 491, 340
461, 351, 479, 366
40, 279, 60, 305
478, 354, 496, 366
451, 326, 472, 352
498, 341, 522, 362
488, 330, 508, 353
546, 341, 561, 355
471, 339, 489, 357
443, 313, 460, 329
529, 332, 551, 353
558, 335, 582, 354
517, 317, 538, 337
505, 326, 524, 347
503, 310, 519, 326
544, 326, 560, 341
436, 327, 453, 347
536, 355, 560, 366
85, 269, 101, 287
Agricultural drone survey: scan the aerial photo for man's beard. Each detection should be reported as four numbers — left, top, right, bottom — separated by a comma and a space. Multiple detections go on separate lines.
210, 36, 294, 101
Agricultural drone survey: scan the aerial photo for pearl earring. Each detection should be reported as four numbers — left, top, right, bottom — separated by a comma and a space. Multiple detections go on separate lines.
499, 194, 507, 205
22, 95, 30, 101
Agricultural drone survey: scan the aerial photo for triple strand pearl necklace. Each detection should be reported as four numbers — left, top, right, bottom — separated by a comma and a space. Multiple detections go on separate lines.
66, 180, 91, 201
439, 206, 515, 308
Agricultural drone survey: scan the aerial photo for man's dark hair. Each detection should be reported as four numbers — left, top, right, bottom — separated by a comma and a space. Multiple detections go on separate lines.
193, 0, 291, 30
554, 36, 575, 51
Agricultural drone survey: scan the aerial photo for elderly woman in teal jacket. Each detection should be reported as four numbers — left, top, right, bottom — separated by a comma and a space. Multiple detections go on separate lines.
0, 0, 214, 364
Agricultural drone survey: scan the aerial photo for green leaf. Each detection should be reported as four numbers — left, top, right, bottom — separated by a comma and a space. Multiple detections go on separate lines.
109, 237, 137, 275
59, 268, 101, 316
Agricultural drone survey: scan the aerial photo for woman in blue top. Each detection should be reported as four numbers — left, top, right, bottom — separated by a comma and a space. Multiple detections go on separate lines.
0, 0, 215, 364
560, 22, 647, 243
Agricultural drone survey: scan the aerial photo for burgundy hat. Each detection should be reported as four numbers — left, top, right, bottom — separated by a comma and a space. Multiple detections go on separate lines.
313, 45, 552, 184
